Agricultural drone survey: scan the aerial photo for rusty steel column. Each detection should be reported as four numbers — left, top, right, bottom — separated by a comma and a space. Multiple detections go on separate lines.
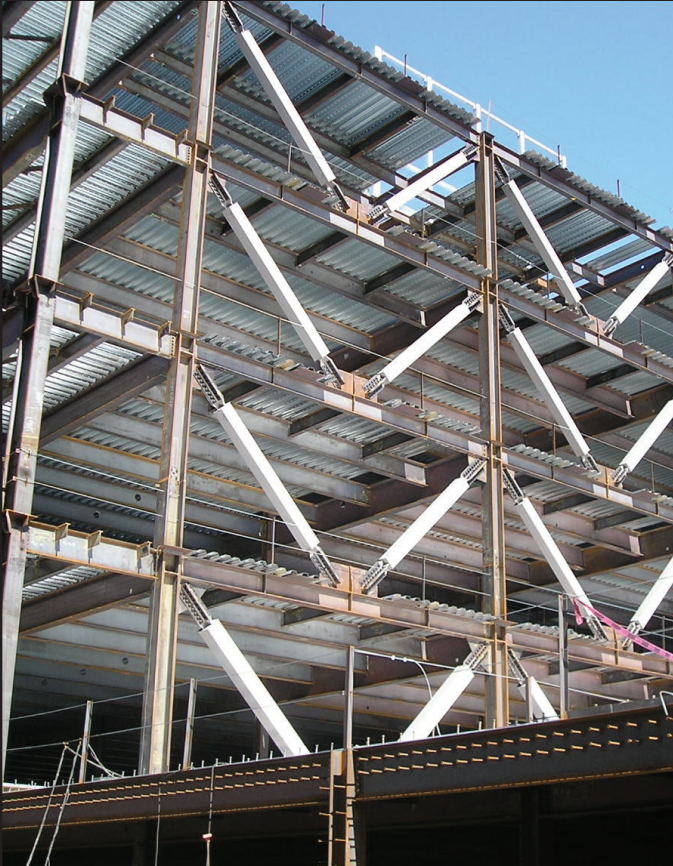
2, 0, 95, 777
138, 1, 222, 776
476, 132, 509, 728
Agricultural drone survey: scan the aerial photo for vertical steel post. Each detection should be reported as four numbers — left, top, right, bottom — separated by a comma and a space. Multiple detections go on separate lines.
78, 699, 94, 784
256, 720, 270, 760
476, 133, 509, 728
1, 0, 94, 777
138, 2, 222, 776
343, 645, 355, 750
182, 678, 198, 770
525, 676, 534, 724
558, 594, 569, 719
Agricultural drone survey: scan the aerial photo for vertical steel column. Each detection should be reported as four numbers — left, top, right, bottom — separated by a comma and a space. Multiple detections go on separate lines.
558, 594, 569, 719
78, 699, 94, 784
476, 133, 509, 728
182, 678, 198, 770
138, 2, 222, 776
343, 645, 355, 749
1, 0, 94, 777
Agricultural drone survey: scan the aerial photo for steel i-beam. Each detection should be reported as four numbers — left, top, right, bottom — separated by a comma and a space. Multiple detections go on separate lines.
180, 585, 309, 757
496, 162, 585, 311
362, 459, 486, 593
500, 307, 598, 471
504, 470, 607, 640
369, 144, 478, 222
195, 364, 339, 586
626, 555, 673, 640
365, 292, 482, 397
209, 173, 343, 385
221, 1, 348, 208
614, 399, 673, 484
604, 253, 673, 336
398, 644, 488, 742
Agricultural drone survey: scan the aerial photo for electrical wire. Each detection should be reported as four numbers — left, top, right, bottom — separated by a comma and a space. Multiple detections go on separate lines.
25, 743, 67, 866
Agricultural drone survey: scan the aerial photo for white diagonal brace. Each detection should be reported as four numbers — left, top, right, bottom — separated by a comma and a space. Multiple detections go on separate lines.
399, 644, 488, 742
180, 585, 309, 757
627, 555, 673, 638
511, 494, 607, 640
365, 292, 482, 397
502, 311, 597, 471
194, 364, 339, 586
222, 2, 346, 206
362, 459, 485, 593
507, 649, 559, 721
501, 178, 584, 309
209, 173, 342, 385
614, 399, 673, 484
604, 253, 673, 336
371, 144, 478, 220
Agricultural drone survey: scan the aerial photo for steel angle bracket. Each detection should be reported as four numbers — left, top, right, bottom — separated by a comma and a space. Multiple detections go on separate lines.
194, 363, 339, 587
221, 2, 348, 210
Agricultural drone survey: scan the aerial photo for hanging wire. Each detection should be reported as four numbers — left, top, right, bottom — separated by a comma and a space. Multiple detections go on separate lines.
25, 743, 68, 866
43, 740, 81, 866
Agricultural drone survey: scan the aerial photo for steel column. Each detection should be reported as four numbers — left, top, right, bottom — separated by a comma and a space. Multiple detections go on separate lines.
182, 678, 198, 770
1, 0, 94, 777
476, 133, 509, 728
558, 594, 569, 720
343, 645, 355, 750
78, 699, 94, 784
138, 1, 222, 776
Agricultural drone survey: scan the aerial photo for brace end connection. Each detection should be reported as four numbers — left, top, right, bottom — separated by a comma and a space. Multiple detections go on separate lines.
586, 614, 609, 642
613, 463, 629, 486
368, 203, 389, 225
503, 467, 525, 504
498, 305, 517, 334
318, 356, 344, 387
329, 183, 349, 212
361, 559, 390, 594
580, 453, 600, 474
363, 372, 388, 398
309, 548, 340, 588
603, 315, 619, 337
194, 364, 225, 410
221, 1, 244, 32
208, 175, 234, 210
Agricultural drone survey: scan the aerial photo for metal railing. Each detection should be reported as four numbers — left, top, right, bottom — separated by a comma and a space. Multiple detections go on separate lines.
374, 46, 568, 168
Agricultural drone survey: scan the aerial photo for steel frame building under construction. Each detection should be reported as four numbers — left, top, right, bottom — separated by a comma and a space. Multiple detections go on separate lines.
2, 2, 673, 863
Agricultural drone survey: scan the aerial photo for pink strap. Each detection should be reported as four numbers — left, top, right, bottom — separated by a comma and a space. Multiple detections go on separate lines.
573, 598, 673, 662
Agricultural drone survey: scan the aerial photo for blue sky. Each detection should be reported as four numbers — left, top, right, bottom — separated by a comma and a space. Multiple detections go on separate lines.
287, 1, 673, 229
